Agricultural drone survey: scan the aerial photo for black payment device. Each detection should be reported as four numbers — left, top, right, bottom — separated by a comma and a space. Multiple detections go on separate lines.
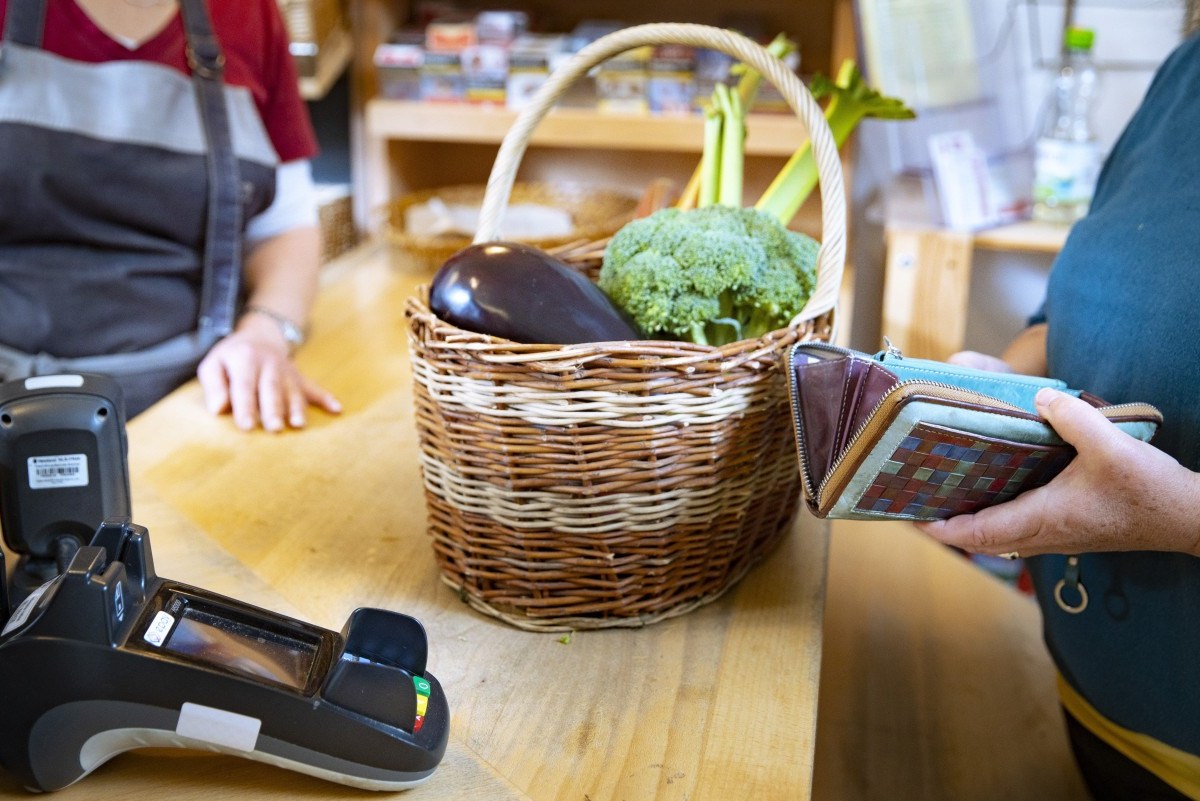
0, 374, 131, 606
0, 376, 449, 792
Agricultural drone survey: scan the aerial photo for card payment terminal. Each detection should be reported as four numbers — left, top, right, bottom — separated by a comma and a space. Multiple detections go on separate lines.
0, 375, 449, 792
0, 519, 450, 792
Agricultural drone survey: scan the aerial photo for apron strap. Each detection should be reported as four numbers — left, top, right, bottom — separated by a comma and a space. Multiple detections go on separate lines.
0, 330, 220, 379
178, 0, 243, 338
3, 0, 47, 47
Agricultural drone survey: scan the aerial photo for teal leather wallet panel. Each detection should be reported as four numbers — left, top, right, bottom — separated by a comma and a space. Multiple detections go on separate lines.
876, 354, 1073, 413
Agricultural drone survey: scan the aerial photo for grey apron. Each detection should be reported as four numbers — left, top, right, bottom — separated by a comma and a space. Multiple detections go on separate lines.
0, 0, 279, 415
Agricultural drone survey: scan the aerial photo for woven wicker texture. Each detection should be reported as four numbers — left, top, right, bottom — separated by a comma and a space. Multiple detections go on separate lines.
856, 424, 1075, 519
406, 23, 846, 630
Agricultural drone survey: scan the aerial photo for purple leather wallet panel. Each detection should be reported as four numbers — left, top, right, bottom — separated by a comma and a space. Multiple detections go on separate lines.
791, 348, 898, 491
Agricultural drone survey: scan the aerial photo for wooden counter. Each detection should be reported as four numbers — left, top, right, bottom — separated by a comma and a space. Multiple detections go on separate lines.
814, 520, 1090, 800
0, 245, 828, 800
0, 244, 1087, 800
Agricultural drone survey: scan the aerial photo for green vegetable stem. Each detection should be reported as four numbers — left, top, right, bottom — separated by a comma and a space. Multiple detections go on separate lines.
711, 84, 744, 207
598, 40, 914, 348
678, 33, 797, 210
755, 59, 916, 225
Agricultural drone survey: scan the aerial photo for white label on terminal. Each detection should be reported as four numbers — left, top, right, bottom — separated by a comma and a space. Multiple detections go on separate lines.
24, 374, 85, 390
27, 454, 88, 489
143, 611, 175, 647
176, 702, 261, 752
1, 578, 56, 636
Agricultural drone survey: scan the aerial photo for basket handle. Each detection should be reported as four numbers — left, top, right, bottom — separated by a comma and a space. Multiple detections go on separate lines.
474, 22, 847, 326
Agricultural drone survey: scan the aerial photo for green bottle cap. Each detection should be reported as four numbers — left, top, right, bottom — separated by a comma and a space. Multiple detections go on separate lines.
1064, 26, 1095, 52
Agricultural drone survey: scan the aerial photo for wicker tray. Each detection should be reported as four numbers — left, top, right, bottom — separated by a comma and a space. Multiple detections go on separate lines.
385, 182, 638, 270
405, 23, 847, 631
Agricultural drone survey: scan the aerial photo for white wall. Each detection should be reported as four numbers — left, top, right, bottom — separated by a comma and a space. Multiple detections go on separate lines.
848, 0, 1188, 355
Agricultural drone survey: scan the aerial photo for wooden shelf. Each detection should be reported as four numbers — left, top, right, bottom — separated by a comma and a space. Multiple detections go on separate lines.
299, 26, 353, 101
365, 100, 809, 156
881, 181, 1071, 361
349, 0, 858, 231
972, 219, 1070, 254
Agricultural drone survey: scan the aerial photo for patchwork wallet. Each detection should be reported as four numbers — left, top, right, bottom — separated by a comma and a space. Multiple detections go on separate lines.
787, 342, 1163, 521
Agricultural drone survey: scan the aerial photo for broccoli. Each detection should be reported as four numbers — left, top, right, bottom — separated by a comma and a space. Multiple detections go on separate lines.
598, 205, 818, 346
600, 48, 910, 348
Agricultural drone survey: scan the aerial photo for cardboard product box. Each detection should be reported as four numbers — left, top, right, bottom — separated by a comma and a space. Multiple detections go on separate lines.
551, 20, 625, 108
475, 10, 530, 45
461, 44, 509, 106
420, 50, 465, 102
548, 51, 595, 109
566, 19, 623, 53
647, 45, 695, 115
375, 31, 425, 100
596, 46, 650, 114
425, 17, 476, 53
505, 34, 563, 111
692, 48, 734, 111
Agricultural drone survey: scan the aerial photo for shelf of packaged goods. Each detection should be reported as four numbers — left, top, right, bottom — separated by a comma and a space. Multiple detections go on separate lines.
364, 99, 810, 156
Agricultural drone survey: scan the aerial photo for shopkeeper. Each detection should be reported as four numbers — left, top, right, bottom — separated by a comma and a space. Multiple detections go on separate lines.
0, 0, 341, 429
920, 14, 1200, 801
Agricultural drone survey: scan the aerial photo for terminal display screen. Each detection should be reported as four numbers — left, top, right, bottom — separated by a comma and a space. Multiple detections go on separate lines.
164, 604, 319, 690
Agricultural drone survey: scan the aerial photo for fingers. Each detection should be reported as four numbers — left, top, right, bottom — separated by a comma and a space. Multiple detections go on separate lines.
197, 354, 231, 415
276, 373, 342, 429
300, 374, 342, 417
287, 382, 308, 429
917, 390, 1164, 558
227, 356, 261, 431
257, 360, 287, 432
197, 335, 341, 432
239, 363, 330, 432
1035, 388, 1126, 452
917, 488, 1048, 556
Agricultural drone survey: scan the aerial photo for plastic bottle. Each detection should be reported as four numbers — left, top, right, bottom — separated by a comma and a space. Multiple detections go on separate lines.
1032, 27, 1102, 224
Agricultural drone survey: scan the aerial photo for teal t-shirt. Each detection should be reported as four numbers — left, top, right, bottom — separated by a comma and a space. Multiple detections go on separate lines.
1029, 31, 1200, 756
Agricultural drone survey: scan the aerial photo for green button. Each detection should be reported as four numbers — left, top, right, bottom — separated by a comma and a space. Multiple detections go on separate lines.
413, 676, 431, 696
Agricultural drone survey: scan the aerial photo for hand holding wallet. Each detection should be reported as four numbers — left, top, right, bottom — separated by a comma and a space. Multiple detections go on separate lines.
787, 342, 1163, 521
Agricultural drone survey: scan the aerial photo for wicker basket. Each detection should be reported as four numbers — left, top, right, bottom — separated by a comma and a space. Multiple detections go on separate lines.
405, 23, 847, 631
317, 190, 358, 264
385, 182, 639, 270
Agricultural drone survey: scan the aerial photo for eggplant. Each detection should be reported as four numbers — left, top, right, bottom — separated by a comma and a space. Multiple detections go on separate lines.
429, 241, 641, 344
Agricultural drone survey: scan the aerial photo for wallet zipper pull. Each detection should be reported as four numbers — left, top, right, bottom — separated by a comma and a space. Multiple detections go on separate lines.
882, 337, 904, 360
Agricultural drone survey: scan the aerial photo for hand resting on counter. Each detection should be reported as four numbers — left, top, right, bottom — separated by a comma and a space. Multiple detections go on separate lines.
197, 313, 341, 433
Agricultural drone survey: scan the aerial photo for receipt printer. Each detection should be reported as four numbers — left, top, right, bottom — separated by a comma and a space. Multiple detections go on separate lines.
0, 519, 449, 792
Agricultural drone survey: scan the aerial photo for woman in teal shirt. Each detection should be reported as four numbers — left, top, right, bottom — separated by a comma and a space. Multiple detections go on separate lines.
921, 13, 1200, 801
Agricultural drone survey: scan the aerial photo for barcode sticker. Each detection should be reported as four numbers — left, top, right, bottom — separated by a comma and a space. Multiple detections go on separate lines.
27, 454, 89, 489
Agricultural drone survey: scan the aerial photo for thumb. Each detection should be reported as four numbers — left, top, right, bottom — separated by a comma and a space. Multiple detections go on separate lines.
1035, 387, 1122, 450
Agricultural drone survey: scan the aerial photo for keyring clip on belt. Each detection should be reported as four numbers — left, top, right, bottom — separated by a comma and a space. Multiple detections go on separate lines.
1053, 555, 1089, 614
